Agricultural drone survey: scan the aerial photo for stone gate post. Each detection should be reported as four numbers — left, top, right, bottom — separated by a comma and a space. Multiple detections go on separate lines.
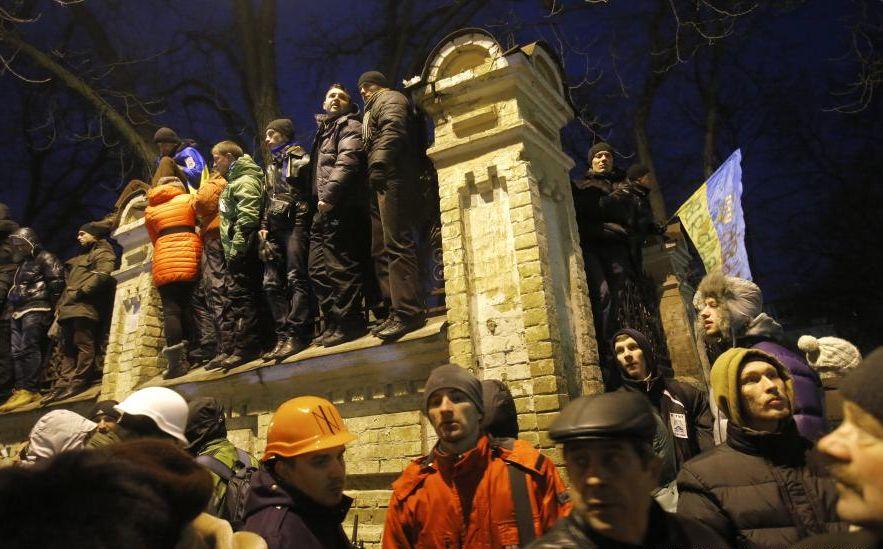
99, 194, 166, 401
408, 30, 602, 451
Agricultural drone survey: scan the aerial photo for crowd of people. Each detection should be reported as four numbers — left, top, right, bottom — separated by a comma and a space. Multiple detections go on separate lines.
1, 342, 881, 548
0, 71, 438, 410
1, 66, 880, 548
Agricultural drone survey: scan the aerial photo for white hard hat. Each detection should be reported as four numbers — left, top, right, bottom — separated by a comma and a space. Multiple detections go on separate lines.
114, 387, 188, 443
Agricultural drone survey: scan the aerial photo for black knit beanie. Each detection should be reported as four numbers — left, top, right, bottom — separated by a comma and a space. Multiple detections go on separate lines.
89, 399, 121, 422
358, 70, 389, 89
627, 163, 650, 181
153, 127, 180, 144
839, 347, 883, 425
79, 219, 113, 239
587, 142, 614, 162
266, 118, 295, 141
423, 364, 484, 416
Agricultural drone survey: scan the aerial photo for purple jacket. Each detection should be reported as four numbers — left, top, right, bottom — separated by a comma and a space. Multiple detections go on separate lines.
740, 336, 828, 441
242, 468, 353, 549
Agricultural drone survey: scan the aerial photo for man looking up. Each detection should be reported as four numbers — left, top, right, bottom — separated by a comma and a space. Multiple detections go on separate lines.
358, 70, 425, 341
677, 347, 845, 547
383, 364, 570, 548
527, 391, 725, 547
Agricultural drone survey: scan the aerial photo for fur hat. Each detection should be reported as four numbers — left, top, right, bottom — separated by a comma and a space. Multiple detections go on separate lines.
626, 163, 650, 182
422, 364, 484, 417
0, 449, 179, 547
78, 219, 113, 239
693, 270, 763, 338
839, 347, 883, 425
108, 439, 212, 531
587, 142, 614, 162
797, 335, 861, 372
265, 118, 294, 141
710, 347, 795, 428
153, 127, 181, 144
357, 70, 389, 89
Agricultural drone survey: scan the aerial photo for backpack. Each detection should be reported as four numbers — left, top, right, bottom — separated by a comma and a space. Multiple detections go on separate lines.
195, 447, 257, 531
481, 379, 519, 438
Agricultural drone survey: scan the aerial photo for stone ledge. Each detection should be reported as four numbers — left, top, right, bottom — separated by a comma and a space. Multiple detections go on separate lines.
145, 315, 451, 419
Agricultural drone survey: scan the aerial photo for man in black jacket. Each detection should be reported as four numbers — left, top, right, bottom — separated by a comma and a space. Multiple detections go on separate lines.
0, 227, 64, 412
259, 118, 315, 361
572, 143, 657, 388
794, 348, 883, 549
308, 83, 371, 347
0, 203, 20, 402
677, 347, 846, 547
612, 328, 714, 471
358, 70, 425, 341
527, 391, 725, 548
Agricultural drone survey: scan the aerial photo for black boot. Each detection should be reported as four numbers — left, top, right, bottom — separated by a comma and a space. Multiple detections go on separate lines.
272, 337, 309, 361
376, 315, 427, 341
163, 341, 189, 380
324, 318, 368, 347
204, 352, 229, 371
262, 340, 286, 361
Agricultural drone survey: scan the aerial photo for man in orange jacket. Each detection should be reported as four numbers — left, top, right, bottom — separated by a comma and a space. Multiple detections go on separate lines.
382, 364, 571, 548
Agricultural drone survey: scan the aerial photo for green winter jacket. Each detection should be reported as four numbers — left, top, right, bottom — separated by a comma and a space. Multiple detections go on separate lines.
56, 239, 117, 322
198, 438, 259, 515
219, 154, 264, 259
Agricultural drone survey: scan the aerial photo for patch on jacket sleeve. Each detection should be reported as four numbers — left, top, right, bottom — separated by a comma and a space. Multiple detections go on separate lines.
669, 413, 689, 438
556, 490, 571, 505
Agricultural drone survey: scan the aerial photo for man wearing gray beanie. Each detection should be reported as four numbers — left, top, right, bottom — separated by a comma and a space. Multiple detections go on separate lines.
383, 364, 570, 547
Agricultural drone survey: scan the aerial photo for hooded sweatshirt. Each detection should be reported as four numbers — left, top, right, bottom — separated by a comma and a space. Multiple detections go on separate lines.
24, 410, 97, 464
613, 328, 715, 472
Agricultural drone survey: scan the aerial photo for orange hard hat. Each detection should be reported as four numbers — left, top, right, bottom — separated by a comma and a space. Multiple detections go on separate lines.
262, 396, 356, 461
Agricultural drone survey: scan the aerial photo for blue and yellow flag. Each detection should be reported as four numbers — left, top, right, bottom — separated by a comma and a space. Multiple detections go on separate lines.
675, 149, 751, 280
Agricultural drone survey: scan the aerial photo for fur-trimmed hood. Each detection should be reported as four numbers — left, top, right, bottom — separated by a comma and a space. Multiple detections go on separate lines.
693, 270, 771, 341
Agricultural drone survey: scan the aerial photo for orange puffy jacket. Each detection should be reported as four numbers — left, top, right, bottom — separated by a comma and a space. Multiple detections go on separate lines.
145, 183, 202, 287
382, 435, 571, 548
194, 172, 227, 238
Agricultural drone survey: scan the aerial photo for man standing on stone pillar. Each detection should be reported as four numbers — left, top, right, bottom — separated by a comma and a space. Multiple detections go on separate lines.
358, 70, 426, 341
258, 118, 315, 361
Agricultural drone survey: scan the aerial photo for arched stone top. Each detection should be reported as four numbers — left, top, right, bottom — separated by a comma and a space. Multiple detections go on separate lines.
117, 192, 148, 227
420, 28, 506, 85
518, 42, 567, 101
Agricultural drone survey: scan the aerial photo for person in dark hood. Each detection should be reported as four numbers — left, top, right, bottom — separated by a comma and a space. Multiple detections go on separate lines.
258, 118, 316, 362
694, 270, 827, 441
44, 220, 117, 404
0, 202, 21, 402
308, 83, 371, 347
358, 70, 426, 341
185, 397, 258, 516
612, 328, 714, 471
0, 227, 64, 413
572, 143, 658, 389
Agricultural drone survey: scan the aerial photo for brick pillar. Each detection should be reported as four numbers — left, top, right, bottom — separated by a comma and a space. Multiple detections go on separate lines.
99, 194, 166, 401
409, 30, 602, 452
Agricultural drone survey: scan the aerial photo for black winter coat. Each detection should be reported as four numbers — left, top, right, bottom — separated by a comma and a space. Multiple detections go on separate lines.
242, 468, 353, 549
310, 109, 366, 208
621, 374, 715, 470
677, 421, 846, 548
525, 501, 728, 548
261, 143, 311, 231
8, 249, 64, 313
0, 222, 19, 314
572, 169, 626, 245
56, 240, 116, 322
362, 89, 419, 186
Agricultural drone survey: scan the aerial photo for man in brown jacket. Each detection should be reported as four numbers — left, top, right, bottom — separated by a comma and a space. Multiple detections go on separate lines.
44, 220, 116, 403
